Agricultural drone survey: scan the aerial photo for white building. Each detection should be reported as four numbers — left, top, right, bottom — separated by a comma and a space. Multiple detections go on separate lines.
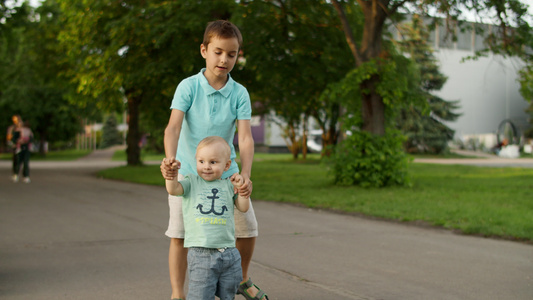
427, 20, 530, 148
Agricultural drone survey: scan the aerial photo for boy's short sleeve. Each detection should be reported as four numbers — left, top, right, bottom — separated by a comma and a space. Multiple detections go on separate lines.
170, 79, 194, 113
236, 85, 252, 120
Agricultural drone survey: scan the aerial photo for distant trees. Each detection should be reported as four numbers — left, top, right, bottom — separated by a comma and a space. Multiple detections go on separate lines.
2, 0, 532, 184
395, 15, 461, 154
57, 0, 237, 165
0, 1, 82, 155
328, 0, 532, 186
518, 65, 533, 139
100, 115, 123, 149
234, 0, 354, 159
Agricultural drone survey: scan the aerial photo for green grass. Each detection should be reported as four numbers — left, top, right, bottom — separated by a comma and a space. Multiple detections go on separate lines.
98, 154, 533, 243
111, 149, 165, 162
520, 152, 533, 158
0, 149, 92, 161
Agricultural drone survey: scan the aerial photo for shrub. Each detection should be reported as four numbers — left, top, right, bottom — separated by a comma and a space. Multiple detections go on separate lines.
327, 130, 411, 188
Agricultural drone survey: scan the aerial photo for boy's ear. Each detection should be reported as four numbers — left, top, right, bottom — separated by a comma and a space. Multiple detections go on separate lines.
200, 44, 207, 59
224, 160, 231, 171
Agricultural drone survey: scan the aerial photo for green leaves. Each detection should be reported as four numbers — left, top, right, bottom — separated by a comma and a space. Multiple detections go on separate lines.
393, 15, 460, 154
327, 130, 411, 188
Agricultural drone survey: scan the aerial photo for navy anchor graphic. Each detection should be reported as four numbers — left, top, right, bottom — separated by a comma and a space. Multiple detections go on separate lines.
196, 188, 228, 216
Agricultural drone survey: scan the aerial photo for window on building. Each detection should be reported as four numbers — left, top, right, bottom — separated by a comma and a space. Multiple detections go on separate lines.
424, 17, 437, 48
474, 23, 490, 51
438, 22, 455, 49
456, 24, 473, 51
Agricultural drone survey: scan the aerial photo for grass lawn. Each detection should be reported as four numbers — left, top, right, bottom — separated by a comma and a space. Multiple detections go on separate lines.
111, 149, 165, 162
98, 154, 533, 243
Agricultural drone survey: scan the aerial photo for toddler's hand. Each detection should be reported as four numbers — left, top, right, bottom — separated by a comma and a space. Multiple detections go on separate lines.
161, 157, 180, 180
231, 174, 244, 187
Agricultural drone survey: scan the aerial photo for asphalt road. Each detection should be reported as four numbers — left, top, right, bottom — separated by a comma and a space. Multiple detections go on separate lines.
0, 151, 532, 299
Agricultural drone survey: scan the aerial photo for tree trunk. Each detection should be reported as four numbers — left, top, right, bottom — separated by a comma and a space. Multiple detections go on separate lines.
288, 124, 299, 160
283, 123, 300, 160
333, 0, 388, 136
361, 75, 386, 135
359, 1, 387, 136
126, 93, 141, 166
302, 118, 308, 160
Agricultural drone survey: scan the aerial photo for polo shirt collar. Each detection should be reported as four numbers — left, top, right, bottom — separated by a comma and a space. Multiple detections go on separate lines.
199, 68, 234, 98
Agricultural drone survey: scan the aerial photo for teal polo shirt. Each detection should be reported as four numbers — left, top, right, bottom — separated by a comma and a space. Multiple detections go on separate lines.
171, 68, 252, 178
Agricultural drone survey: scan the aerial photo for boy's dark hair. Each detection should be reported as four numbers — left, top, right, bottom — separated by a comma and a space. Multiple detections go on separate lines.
202, 20, 243, 49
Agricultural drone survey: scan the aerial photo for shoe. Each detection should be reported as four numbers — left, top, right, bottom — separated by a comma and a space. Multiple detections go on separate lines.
23, 177, 31, 183
237, 278, 269, 300
12, 174, 19, 183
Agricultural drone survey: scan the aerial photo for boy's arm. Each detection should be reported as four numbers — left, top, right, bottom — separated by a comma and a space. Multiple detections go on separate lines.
236, 119, 254, 197
162, 109, 185, 180
166, 176, 184, 196
231, 175, 250, 212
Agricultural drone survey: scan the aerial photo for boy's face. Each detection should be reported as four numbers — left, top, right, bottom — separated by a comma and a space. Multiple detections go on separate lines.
200, 36, 239, 83
195, 143, 231, 181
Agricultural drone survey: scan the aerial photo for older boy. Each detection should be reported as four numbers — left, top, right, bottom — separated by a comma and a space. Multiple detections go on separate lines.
161, 20, 268, 300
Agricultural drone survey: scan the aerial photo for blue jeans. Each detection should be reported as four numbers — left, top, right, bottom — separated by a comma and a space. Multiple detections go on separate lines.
187, 247, 242, 300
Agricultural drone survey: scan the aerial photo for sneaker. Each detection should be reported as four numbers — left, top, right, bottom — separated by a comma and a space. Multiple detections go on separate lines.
23, 177, 31, 183
12, 174, 19, 183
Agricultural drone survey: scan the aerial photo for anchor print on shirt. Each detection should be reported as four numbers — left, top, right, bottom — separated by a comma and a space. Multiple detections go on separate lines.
196, 188, 228, 216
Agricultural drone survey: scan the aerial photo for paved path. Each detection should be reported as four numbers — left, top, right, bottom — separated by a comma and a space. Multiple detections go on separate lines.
0, 149, 532, 299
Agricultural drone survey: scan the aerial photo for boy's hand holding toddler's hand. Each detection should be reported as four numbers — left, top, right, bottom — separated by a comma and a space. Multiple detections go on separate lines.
231, 173, 252, 198
161, 157, 180, 180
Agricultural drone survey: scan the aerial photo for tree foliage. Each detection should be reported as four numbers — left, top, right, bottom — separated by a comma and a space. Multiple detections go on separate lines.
518, 64, 533, 138
326, 43, 419, 187
0, 1, 82, 154
328, 0, 532, 186
394, 15, 461, 154
100, 114, 123, 149
57, 0, 237, 165
234, 0, 355, 158
332, 0, 532, 135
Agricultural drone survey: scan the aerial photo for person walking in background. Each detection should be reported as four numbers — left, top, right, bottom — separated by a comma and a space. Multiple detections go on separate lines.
6, 115, 34, 183
165, 136, 250, 300
6, 115, 21, 179
160, 20, 268, 300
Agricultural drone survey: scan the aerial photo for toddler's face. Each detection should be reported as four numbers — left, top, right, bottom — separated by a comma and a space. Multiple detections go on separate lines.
195, 144, 231, 181
201, 36, 239, 81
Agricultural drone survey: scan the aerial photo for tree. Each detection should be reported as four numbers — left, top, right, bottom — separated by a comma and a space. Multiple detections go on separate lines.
328, 0, 532, 186
518, 64, 533, 139
57, 0, 237, 165
332, 0, 532, 136
0, 1, 82, 154
101, 114, 122, 148
234, 0, 354, 158
395, 15, 461, 154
